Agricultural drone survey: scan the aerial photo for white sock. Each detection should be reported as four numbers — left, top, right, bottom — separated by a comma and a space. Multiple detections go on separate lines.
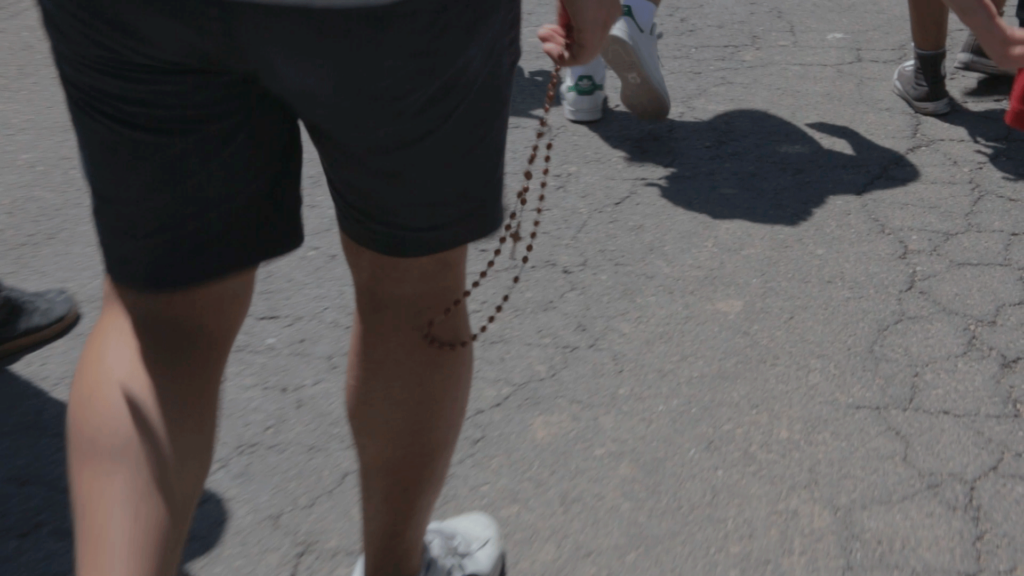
623, 0, 657, 33
569, 56, 606, 83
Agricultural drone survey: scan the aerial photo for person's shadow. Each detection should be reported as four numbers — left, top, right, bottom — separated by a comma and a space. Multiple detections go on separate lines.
933, 105, 1024, 180
584, 108, 921, 225
511, 66, 557, 120
512, 66, 919, 222
0, 369, 227, 576
961, 74, 1015, 100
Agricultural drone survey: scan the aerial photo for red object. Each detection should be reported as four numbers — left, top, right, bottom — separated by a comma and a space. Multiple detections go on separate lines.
1007, 69, 1024, 130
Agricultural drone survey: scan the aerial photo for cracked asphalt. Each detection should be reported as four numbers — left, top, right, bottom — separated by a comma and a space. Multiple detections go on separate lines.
4, 0, 1024, 574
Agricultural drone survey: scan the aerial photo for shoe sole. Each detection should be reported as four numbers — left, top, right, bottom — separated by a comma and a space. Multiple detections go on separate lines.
892, 77, 951, 116
602, 35, 670, 121
563, 99, 605, 122
954, 53, 1015, 77
0, 305, 80, 364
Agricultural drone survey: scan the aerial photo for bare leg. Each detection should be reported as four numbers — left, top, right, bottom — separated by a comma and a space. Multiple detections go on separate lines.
341, 235, 473, 576
904, 0, 1008, 51
68, 271, 255, 576
909, 0, 949, 51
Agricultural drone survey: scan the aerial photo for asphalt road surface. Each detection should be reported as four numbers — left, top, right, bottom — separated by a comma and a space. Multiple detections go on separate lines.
4, 0, 1024, 574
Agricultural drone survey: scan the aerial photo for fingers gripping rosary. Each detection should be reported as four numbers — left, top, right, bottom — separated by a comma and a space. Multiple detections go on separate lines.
424, 65, 562, 350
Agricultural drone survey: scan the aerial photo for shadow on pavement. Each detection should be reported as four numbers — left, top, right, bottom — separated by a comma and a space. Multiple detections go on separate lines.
585, 108, 921, 225
511, 66, 556, 119
961, 74, 1014, 99
0, 368, 227, 576
934, 106, 1024, 180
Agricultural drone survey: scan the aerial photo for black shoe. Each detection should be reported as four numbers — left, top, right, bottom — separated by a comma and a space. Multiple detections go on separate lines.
955, 32, 1015, 77
893, 50, 951, 115
0, 283, 79, 364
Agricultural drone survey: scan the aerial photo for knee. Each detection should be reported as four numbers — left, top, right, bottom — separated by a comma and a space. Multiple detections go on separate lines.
104, 269, 256, 355
343, 238, 468, 322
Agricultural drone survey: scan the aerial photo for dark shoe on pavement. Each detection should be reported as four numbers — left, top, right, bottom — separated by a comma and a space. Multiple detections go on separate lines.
893, 50, 951, 116
955, 32, 1016, 77
0, 283, 79, 364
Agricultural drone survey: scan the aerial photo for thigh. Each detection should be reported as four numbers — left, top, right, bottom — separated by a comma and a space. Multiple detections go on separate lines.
39, 0, 305, 291
229, 0, 522, 258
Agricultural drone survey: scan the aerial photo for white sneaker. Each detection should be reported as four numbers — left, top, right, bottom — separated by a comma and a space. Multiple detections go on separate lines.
560, 57, 607, 122
351, 512, 505, 576
601, 7, 671, 121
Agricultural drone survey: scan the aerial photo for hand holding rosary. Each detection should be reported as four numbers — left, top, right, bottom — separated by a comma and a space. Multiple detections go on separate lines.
424, 65, 562, 350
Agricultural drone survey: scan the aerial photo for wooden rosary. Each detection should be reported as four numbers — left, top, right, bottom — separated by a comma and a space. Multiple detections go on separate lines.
424, 65, 562, 350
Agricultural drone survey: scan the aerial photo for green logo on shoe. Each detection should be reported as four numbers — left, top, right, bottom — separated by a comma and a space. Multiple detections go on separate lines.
568, 75, 603, 96
623, 5, 645, 33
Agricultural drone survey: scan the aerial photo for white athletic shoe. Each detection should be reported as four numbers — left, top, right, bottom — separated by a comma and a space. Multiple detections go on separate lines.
351, 512, 506, 576
601, 7, 671, 121
561, 56, 607, 122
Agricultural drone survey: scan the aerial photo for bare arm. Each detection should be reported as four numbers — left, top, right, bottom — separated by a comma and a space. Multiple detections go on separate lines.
941, 0, 1024, 69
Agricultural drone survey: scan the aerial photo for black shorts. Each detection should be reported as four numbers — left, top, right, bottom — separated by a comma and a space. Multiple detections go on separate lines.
39, 0, 521, 291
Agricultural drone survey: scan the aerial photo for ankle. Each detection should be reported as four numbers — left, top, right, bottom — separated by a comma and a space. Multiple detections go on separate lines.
362, 538, 428, 576
914, 47, 947, 86
622, 0, 657, 31
363, 555, 424, 576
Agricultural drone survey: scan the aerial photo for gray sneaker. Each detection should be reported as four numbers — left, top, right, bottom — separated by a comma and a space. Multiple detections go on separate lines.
352, 512, 505, 576
893, 52, 951, 116
955, 32, 1016, 76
